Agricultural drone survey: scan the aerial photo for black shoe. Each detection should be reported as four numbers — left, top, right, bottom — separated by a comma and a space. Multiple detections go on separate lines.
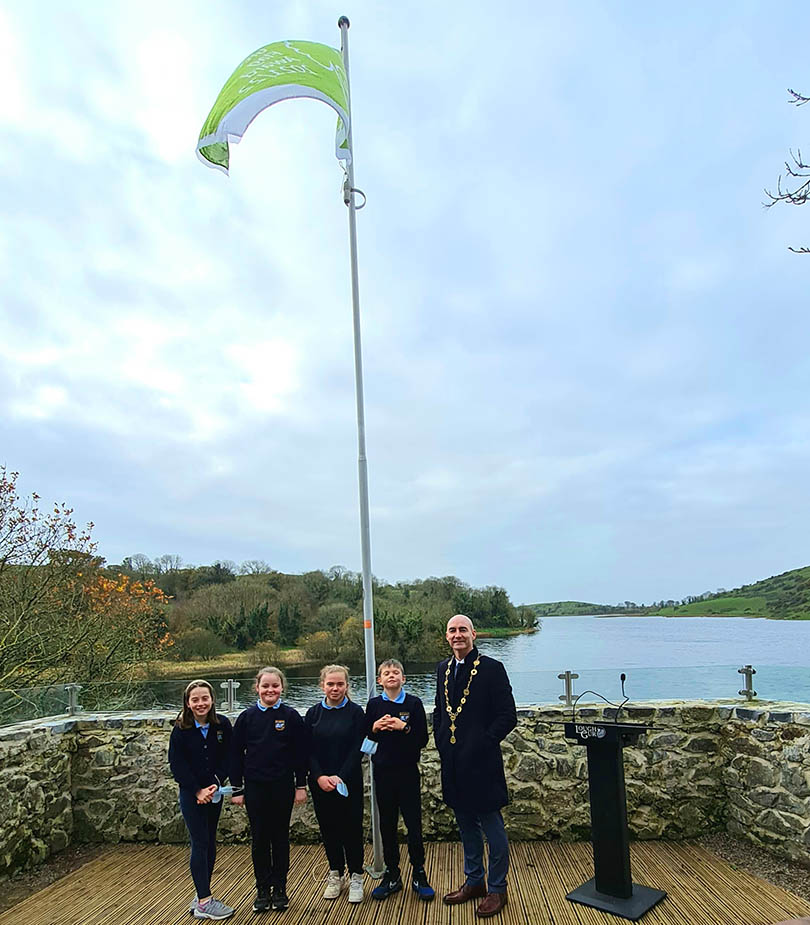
253, 890, 271, 913
412, 868, 435, 902
271, 889, 289, 911
372, 871, 403, 901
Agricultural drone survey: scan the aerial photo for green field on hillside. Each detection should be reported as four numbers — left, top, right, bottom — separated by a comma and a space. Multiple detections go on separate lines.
530, 564, 810, 620
655, 595, 768, 616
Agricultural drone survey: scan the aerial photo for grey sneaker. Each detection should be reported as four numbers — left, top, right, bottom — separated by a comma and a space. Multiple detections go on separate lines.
190, 896, 198, 913
324, 870, 344, 900
193, 897, 235, 920
348, 872, 364, 903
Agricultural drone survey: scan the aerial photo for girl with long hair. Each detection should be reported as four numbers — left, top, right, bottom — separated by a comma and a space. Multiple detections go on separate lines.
168, 679, 234, 921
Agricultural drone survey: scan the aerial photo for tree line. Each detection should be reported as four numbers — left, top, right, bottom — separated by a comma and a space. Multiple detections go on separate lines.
0, 469, 536, 692
110, 555, 537, 665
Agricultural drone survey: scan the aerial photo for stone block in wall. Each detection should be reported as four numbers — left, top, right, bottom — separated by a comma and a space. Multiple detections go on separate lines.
757, 808, 807, 838
685, 734, 719, 754
776, 791, 810, 817
747, 757, 781, 789
782, 766, 810, 798
749, 788, 779, 808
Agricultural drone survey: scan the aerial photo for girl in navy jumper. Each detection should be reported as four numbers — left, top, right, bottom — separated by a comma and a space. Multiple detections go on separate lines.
168, 679, 234, 921
304, 664, 367, 903
231, 667, 308, 913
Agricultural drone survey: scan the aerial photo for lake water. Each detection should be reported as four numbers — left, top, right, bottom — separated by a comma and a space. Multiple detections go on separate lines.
11, 616, 806, 724
209, 616, 810, 712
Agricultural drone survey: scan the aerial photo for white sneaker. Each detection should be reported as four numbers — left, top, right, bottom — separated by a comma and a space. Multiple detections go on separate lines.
348, 872, 364, 903
324, 870, 344, 900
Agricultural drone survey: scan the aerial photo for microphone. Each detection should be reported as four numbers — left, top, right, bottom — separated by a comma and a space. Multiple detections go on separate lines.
615, 673, 629, 722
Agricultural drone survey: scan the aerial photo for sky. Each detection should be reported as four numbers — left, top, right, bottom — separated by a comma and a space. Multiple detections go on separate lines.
1, 2, 809, 607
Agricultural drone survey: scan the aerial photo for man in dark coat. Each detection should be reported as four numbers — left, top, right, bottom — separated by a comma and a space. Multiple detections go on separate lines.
434, 614, 517, 917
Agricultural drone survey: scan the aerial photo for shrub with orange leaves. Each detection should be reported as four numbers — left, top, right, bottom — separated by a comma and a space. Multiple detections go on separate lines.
81, 574, 173, 663
0, 467, 172, 688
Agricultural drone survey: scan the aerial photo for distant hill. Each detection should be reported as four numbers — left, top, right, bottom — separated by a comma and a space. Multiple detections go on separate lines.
529, 601, 628, 616
530, 564, 810, 620
656, 565, 810, 620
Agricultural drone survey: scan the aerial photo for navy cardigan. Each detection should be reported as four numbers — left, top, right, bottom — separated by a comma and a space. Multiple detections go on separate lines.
168, 715, 233, 793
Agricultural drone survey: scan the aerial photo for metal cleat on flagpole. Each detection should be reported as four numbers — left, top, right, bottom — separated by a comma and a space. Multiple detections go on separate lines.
342, 178, 366, 209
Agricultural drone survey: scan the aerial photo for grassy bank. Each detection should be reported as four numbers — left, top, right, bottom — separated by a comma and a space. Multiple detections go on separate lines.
143, 647, 314, 679
475, 625, 538, 638
142, 625, 537, 679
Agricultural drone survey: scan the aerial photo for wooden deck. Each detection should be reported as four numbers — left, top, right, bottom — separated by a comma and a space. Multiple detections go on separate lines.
3, 841, 808, 925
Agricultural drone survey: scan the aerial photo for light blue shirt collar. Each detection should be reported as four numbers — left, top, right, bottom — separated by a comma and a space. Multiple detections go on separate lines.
257, 700, 282, 711
322, 695, 349, 709
381, 689, 406, 703
194, 721, 209, 737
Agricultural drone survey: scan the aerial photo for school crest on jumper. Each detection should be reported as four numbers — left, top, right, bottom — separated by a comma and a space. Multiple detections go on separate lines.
399, 712, 410, 722
275, 720, 286, 731
216, 730, 224, 743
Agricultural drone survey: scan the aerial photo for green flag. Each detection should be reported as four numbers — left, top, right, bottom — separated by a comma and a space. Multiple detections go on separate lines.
197, 40, 350, 174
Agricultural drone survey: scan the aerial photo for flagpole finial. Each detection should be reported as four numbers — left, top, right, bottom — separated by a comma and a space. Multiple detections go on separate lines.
338, 15, 350, 28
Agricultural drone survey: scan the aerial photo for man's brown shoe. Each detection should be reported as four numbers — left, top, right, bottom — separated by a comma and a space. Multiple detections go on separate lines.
442, 883, 487, 905
477, 892, 508, 917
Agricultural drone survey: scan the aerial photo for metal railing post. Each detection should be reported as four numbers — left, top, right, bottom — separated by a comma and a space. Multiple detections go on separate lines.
65, 684, 83, 715
219, 679, 241, 713
737, 665, 757, 701
558, 670, 579, 707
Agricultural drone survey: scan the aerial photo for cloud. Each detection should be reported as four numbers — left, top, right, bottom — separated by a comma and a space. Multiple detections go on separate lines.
1, 0, 809, 608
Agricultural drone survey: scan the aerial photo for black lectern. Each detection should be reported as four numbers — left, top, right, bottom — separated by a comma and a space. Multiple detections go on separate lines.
564, 721, 666, 921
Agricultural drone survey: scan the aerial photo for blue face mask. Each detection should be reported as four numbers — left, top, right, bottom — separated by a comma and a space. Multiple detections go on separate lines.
336, 779, 349, 797
360, 737, 378, 755
211, 784, 241, 803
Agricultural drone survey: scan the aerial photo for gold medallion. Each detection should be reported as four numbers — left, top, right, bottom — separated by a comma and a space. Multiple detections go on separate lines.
443, 655, 480, 746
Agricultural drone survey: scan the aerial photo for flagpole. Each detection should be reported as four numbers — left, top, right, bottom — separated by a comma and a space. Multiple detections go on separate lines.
338, 14, 384, 878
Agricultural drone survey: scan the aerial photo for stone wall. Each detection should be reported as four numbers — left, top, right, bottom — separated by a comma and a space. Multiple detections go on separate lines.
721, 706, 810, 864
1, 700, 809, 875
0, 720, 73, 872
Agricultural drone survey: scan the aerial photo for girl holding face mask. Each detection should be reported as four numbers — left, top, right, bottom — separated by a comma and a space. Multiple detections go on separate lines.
304, 664, 367, 903
168, 679, 234, 920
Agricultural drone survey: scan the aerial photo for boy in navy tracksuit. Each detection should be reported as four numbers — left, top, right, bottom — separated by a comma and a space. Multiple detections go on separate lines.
365, 659, 434, 901
231, 667, 308, 913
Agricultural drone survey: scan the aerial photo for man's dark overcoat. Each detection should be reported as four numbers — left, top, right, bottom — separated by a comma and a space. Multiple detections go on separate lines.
434, 646, 517, 812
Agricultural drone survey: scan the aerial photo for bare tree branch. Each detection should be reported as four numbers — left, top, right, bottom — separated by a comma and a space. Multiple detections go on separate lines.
765, 88, 810, 252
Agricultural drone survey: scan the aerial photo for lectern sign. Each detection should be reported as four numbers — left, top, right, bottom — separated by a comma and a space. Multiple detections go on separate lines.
574, 723, 606, 739
563, 721, 666, 921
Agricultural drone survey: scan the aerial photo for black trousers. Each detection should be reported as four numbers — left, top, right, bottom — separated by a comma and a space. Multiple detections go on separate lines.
374, 766, 424, 875
178, 788, 222, 899
244, 777, 295, 892
310, 775, 364, 875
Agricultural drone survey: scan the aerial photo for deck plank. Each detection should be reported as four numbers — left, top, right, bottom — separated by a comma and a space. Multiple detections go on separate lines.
2, 841, 808, 925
